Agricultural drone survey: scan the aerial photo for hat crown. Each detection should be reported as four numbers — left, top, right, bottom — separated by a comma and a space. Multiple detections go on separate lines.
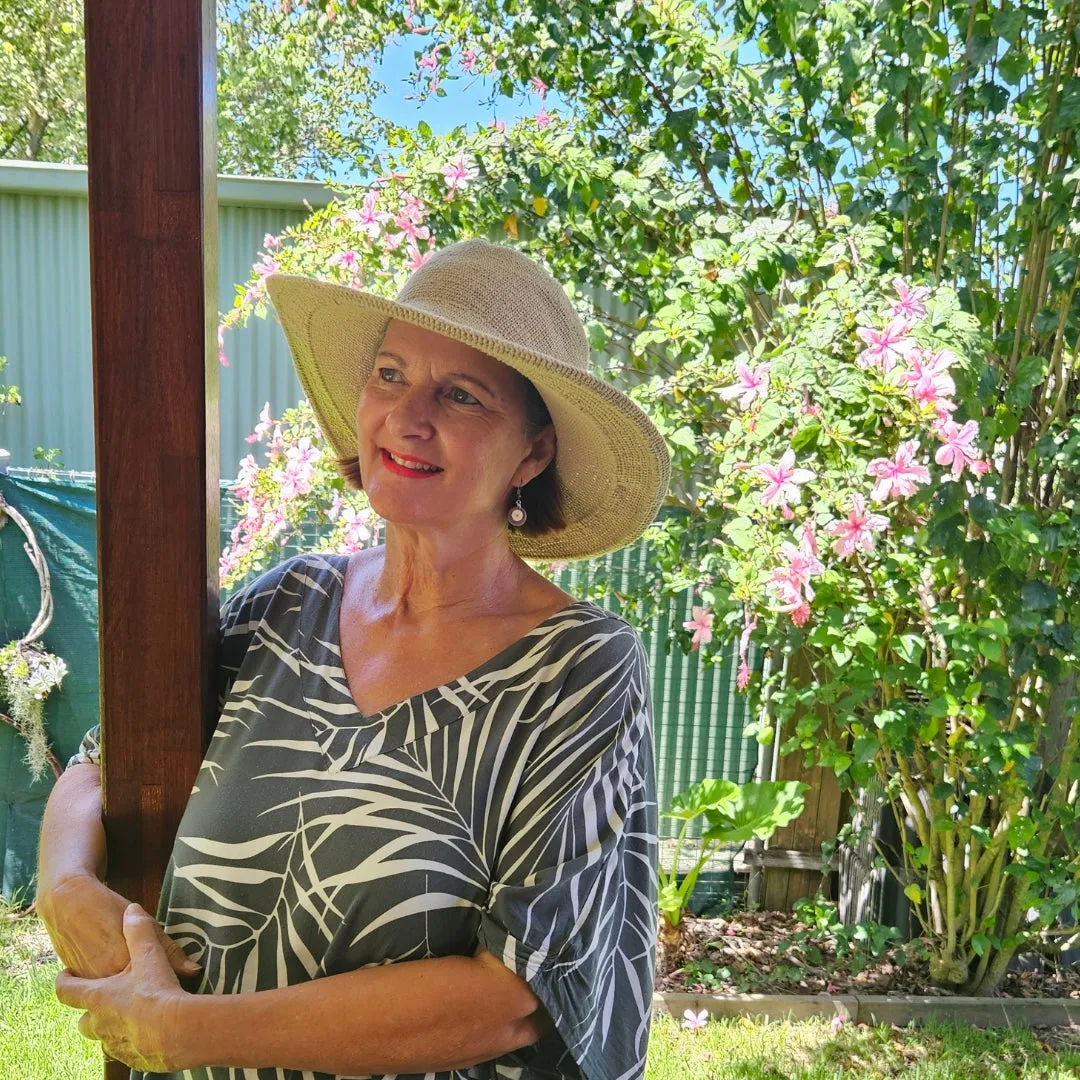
395, 239, 591, 371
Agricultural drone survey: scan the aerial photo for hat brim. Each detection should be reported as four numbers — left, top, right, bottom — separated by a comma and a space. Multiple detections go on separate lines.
264, 273, 671, 561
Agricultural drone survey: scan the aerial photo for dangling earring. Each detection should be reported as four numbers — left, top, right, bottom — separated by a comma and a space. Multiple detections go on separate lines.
507, 486, 527, 527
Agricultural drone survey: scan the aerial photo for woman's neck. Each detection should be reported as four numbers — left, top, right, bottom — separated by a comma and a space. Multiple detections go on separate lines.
365, 522, 530, 622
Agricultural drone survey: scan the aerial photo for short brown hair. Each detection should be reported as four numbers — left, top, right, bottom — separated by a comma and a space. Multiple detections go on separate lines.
335, 369, 566, 538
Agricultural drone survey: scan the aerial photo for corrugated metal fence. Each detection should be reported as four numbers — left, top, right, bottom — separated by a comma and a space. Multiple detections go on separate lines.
0, 160, 326, 475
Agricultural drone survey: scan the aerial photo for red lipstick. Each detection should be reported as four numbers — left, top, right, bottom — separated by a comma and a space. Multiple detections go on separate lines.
380, 448, 443, 478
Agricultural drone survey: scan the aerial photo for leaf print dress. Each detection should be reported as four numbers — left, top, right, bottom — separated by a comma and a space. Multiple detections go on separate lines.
66, 551, 659, 1080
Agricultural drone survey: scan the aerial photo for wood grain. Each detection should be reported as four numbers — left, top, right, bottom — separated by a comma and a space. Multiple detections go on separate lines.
83, 2, 218, 1075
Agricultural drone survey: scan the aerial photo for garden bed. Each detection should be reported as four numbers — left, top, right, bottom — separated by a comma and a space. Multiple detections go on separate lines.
656, 910, 1080, 1000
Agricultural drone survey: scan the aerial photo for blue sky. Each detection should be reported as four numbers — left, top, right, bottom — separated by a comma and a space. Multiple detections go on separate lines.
331, 31, 566, 182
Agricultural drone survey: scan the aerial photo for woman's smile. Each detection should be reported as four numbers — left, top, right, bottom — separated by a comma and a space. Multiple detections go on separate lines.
380, 447, 444, 478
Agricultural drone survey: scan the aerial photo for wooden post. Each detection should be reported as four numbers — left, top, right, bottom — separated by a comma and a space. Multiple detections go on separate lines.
83, 2, 218, 1076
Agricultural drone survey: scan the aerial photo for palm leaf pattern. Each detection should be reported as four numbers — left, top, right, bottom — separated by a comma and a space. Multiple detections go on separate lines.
67, 552, 658, 1080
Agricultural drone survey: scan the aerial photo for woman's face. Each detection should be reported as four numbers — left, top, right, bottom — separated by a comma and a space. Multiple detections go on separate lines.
355, 318, 554, 536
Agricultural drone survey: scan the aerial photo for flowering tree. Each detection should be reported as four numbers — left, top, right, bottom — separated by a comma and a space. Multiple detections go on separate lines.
218, 0, 1080, 993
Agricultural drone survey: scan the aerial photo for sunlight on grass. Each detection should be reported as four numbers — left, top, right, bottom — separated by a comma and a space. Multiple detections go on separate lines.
646, 1012, 1080, 1080
4, 901, 1080, 1080
0, 907, 102, 1080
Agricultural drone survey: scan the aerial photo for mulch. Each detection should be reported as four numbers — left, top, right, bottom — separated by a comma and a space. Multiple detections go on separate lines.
656, 911, 1080, 1000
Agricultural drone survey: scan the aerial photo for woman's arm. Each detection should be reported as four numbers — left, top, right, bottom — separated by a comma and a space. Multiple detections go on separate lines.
38, 764, 201, 982
170, 943, 552, 1074
37, 763, 108, 899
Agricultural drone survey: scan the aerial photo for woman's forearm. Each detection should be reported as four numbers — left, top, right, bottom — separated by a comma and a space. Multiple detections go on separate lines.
171, 945, 548, 1074
36, 763, 108, 900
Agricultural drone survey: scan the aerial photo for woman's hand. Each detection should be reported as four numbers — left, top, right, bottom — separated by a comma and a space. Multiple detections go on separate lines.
54, 903, 190, 1073
39, 874, 201, 981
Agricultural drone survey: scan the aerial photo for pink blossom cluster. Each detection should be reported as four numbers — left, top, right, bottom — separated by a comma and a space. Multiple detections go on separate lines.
767, 526, 823, 629
743, 277, 989, 644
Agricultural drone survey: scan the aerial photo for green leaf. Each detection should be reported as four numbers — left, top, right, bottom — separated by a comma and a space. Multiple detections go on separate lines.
701, 781, 809, 844
662, 778, 740, 820
1021, 580, 1058, 610
668, 426, 697, 453
671, 71, 702, 103
978, 638, 1004, 663
637, 151, 667, 178
722, 516, 756, 551
904, 884, 924, 904
971, 933, 991, 956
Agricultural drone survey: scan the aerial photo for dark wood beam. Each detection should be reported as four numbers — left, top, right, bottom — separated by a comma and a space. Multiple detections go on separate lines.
83, 2, 218, 1074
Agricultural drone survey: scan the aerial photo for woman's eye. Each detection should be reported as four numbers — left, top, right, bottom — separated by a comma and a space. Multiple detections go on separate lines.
377, 367, 403, 383
449, 387, 480, 406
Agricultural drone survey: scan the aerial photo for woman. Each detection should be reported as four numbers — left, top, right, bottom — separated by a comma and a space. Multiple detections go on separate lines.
37, 238, 671, 1080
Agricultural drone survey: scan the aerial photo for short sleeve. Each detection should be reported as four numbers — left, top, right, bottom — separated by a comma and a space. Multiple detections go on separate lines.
216, 553, 309, 712
477, 622, 659, 1080
60, 556, 308, 771
65, 724, 101, 769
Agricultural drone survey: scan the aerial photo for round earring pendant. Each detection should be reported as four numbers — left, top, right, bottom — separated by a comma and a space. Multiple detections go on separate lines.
508, 505, 528, 527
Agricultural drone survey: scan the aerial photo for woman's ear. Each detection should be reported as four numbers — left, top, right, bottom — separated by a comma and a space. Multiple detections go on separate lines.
513, 424, 556, 487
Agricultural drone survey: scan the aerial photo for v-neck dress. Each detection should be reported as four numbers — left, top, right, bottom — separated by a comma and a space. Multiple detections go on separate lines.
66, 551, 659, 1080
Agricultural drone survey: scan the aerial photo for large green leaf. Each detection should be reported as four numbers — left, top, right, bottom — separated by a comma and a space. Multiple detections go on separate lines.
702, 781, 810, 843
661, 778, 740, 820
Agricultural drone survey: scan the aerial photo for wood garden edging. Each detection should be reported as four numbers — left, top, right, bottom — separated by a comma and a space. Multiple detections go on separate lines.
653, 991, 1080, 1027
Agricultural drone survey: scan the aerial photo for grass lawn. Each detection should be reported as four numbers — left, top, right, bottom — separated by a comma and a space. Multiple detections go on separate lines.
4, 900, 1080, 1079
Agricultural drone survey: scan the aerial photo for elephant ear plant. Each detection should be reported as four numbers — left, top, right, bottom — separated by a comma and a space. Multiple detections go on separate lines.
657, 779, 809, 972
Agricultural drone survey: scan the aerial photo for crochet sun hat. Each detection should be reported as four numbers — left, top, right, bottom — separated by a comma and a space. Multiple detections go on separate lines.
264, 238, 671, 561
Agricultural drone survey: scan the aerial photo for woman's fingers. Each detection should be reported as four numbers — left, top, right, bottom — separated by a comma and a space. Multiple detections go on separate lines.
154, 922, 201, 976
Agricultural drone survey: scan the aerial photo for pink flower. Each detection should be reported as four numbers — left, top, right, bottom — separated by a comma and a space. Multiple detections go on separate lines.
328, 249, 360, 272
339, 505, 372, 553
824, 197, 838, 219
866, 440, 931, 501
253, 253, 279, 279
217, 323, 229, 368
406, 239, 435, 270
460, 48, 478, 73
682, 1008, 710, 1031
417, 45, 442, 72
683, 605, 714, 651
272, 436, 319, 499
263, 233, 280, 250
394, 208, 431, 244
534, 107, 553, 128
737, 612, 757, 691
489, 118, 506, 132
901, 348, 956, 404
327, 493, 344, 521
891, 278, 931, 320
826, 495, 888, 558
856, 317, 916, 375
758, 448, 815, 510
530, 76, 548, 98
245, 403, 274, 444
441, 155, 479, 198
375, 169, 411, 186
736, 658, 751, 691
718, 362, 770, 410
934, 419, 984, 479
344, 192, 391, 240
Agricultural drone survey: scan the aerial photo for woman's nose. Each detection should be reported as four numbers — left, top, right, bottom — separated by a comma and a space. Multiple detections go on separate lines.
385, 388, 436, 438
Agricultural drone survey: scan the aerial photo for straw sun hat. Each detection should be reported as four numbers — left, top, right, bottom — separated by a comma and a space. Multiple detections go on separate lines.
264, 238, 670, 561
